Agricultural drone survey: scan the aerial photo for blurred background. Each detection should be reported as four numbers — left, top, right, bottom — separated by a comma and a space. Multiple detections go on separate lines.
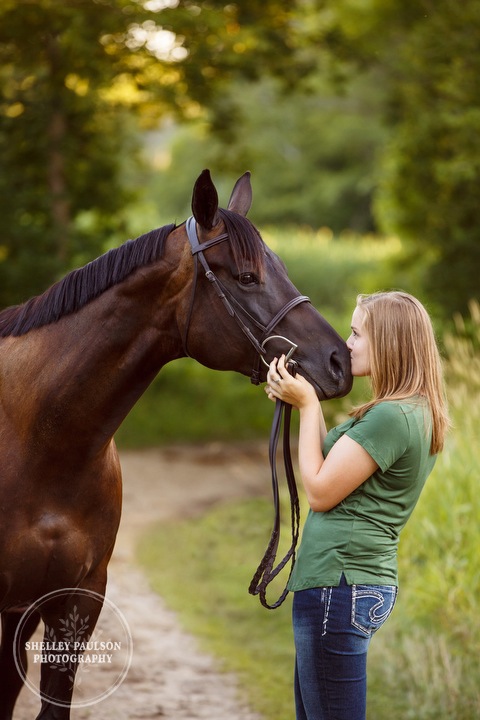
2, 2, 479, 718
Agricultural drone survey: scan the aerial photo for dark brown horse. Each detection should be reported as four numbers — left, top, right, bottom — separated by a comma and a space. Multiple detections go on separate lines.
0, 170, 352, 718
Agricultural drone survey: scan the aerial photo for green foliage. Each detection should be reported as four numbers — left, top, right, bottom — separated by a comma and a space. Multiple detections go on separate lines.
149, 72, 388, 234
373, 0, 480, 317
309, 0, 480, 318
148, 0, 480, 318
2, 0, 477, 321
115, 358, 277, 447
142, 123, 214, 226
158, 0, 312, 100
0, 0, 160, 305
263, 228, 402, 323
137, 306, 480, 719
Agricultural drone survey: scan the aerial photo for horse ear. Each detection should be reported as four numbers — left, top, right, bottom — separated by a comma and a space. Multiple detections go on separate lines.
191, 169, 219, 230
227, 171, 252, 216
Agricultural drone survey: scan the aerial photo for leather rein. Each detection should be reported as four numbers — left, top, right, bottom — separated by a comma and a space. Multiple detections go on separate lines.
184, 217, 307, 609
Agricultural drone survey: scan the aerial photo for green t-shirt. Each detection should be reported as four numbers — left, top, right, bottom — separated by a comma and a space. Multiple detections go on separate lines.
288, 399, 437, 590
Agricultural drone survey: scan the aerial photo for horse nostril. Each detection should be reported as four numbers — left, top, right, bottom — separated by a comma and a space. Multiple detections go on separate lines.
329, 348, 346, 382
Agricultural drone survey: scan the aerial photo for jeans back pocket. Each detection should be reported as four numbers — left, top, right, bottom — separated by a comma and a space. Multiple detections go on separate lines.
351, 584, 398, 636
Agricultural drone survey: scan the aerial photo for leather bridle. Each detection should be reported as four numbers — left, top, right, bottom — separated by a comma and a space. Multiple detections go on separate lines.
184, 216, 310, 385
184, 216, 307, 608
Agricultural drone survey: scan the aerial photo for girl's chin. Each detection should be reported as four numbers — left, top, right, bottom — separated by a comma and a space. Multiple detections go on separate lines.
350, 364, 369, 377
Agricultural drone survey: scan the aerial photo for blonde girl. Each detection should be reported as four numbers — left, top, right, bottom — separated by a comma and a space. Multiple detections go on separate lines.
265, 290, 449, 720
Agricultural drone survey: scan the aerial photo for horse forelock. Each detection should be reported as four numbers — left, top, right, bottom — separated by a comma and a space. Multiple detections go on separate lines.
218, 209, 266, 279
0, 224, 176, 337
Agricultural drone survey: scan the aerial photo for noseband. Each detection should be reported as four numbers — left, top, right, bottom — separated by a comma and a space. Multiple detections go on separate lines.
184, 217, 308, 608
184, 216, 310, 384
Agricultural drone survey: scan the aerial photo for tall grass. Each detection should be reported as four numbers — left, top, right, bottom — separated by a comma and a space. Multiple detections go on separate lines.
366, 301, 480, 718
136, 303, 480, 719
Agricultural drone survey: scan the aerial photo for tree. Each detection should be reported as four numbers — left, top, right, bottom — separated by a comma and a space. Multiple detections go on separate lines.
0, 0, 332, 307
0, 0, 158, 305
300, 0, 480, 316
145, 1, 391, 233
373, 0, 480, 316
8, 0, 477, 318
150, 73, 387, 232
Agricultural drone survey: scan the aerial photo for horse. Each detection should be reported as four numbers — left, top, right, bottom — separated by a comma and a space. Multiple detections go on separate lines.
0, 169, 352, 719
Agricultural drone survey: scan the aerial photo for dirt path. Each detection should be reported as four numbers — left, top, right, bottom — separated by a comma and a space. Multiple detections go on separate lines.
14, 444, 271, 720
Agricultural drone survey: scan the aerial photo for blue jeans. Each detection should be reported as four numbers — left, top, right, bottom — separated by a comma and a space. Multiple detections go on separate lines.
292, 574, 397, 720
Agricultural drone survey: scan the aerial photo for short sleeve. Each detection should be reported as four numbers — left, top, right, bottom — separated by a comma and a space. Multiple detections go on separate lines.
345, 403, 410, 472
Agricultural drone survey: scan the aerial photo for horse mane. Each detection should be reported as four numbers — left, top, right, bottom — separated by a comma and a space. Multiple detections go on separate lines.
218, 208, 266, 279
0, 209, 266, 339
0, 224, 176, 338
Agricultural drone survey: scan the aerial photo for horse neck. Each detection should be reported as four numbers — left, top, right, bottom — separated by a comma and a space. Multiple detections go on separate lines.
2, 256, 190, 454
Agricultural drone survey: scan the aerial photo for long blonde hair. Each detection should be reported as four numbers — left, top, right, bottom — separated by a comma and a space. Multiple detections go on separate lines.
350, 291, 450, 454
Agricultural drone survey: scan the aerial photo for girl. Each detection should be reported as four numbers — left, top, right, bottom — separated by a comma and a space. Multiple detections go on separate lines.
265, 291, 449, 720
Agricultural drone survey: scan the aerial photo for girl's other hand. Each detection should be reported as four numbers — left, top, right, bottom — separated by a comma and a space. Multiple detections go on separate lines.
265, 355, 318, 410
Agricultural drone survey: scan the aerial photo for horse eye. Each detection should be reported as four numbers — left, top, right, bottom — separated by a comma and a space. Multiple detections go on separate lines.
239, 272, 258, 286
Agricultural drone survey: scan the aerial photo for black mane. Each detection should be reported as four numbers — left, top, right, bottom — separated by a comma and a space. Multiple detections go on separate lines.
218, 208, 265, 276
0, 224, 175, 337
0, 209, 266, 339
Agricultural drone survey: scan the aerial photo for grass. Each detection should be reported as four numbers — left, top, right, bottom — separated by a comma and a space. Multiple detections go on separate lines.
135, 303, 480, 719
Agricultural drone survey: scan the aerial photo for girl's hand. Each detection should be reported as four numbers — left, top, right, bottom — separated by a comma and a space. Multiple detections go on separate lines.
265, 355, 318, 409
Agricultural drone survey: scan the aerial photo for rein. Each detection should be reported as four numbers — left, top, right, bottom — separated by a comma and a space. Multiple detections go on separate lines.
248, 367, 301, 609
184, 217, 305, 609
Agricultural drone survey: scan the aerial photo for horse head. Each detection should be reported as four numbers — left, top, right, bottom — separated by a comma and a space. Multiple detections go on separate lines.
177, 170, 352, 400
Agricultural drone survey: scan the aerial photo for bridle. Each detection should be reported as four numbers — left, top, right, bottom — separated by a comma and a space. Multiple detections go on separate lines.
184, 216, 310, 385
184, 216, 308, 608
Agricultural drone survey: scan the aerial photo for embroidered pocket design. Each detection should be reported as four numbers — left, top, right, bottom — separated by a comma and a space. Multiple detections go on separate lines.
351, 585, 397, 636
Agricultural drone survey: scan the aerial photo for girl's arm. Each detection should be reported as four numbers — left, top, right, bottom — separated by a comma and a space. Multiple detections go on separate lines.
266, 355, 378, 512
